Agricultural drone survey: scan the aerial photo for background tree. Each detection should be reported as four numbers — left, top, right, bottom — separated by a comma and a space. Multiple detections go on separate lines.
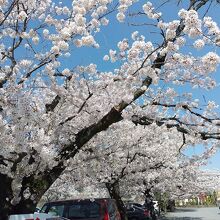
46, 121, 220, 219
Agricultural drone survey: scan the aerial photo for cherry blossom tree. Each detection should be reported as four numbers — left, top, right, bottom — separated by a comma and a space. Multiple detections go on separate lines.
1, 0, 220, 219
51, 121, 218, 220
40, 122, 220, 219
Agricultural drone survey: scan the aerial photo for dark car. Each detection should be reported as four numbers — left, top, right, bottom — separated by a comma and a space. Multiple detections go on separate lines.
40, 198, 121, 220
125, 203, 151, 220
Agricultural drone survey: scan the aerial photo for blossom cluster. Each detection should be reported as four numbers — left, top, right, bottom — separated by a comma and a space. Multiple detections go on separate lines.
142, 1, 162, 20
179, 9, 202, 38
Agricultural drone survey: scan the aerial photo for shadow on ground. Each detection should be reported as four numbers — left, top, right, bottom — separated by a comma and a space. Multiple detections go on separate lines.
160, 217, 202, 220
173, 208, 197, 213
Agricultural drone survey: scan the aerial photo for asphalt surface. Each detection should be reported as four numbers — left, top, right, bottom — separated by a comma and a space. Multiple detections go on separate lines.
161, 207, 220, 220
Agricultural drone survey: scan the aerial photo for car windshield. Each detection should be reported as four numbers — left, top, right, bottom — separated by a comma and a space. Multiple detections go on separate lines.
67, 201, 101, 219
41, 204, 65, 217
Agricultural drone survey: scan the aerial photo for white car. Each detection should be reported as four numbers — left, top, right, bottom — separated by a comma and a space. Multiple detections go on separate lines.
9, 213, 59, 220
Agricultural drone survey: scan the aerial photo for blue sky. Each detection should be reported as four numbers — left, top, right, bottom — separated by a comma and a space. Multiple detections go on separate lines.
185, 145, 220, 170
165, 0, 220, 170
204, 150, 220, 170
207, 150, 220, 170
62, 1, 220, 169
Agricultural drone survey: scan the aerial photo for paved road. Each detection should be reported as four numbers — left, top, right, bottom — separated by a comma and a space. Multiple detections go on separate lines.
161, 207, 220, 220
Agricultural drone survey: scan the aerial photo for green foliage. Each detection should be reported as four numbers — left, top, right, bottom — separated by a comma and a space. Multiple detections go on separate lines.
32, 178, 49, 192
154, 191, 170, 212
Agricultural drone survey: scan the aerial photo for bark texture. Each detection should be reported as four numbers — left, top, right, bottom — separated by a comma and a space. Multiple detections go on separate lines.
106, 182, 128, 220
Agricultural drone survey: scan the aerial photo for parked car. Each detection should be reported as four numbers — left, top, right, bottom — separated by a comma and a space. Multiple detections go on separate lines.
125, 203, 151, 220
40, 198, 121, 220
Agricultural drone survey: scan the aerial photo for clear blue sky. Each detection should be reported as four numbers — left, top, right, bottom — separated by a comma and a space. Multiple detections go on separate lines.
205, 149, 220, 170
209, 152, 220, 170
184, 145, 220, 170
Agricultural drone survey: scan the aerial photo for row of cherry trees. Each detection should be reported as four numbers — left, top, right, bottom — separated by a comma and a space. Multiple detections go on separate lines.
42, 122, 220, 219
1, 0, 220, 219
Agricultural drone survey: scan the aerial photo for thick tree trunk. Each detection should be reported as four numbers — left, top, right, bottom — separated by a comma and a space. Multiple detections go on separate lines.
0, 174, 36, 219
1, 198, 37, 220
106, 182, 127, 220
0, 173, 14, 220
143, 188, 158, 220
0, 161, 64, 219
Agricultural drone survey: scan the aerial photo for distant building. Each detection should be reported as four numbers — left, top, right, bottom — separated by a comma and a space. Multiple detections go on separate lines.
176, 190, 220, 207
